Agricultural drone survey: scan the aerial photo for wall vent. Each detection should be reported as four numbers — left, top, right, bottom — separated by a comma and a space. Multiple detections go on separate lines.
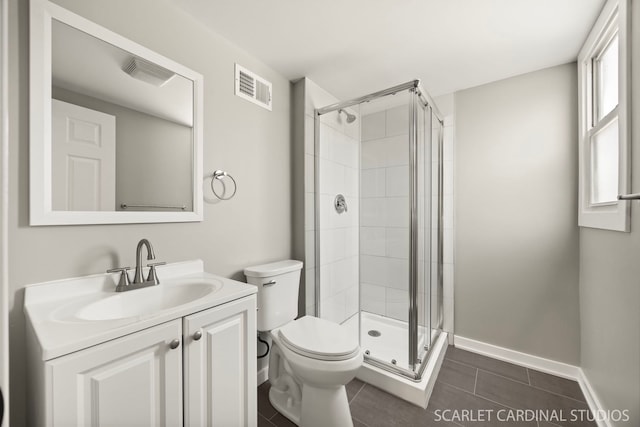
234, 64, 272, 111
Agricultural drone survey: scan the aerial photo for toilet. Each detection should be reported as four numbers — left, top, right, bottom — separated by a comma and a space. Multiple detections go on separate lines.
244, 260, 362, 427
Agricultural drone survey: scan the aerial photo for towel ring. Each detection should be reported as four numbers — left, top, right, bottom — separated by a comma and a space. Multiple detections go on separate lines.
211, 170, 237, 200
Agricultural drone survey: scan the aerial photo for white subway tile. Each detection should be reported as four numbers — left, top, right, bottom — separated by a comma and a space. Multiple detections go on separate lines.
385, 197, 409, 228
386, 289, 409, 322
385, 165, 409, 197
361, 140, 386, 169
361, 283, 386, 316
386, 227, 409, 259
345, 227, 359, 257
319, 263, 332, 297
361, 298, 386, 317
361, 227, 386, 256
361, 198, 385, 227
362, 111, 386, 141
361, 282, 386, 301
386, 105, 409, 137
344, 167, 359, 198
380, 135, 409, 167
360, 255, 388, 286
345, 286, 359, 319
318, 194, 330, 230
320, 228, 346, 265
385, 257, 409, 290
361, 168, 386, 198
318, 123, 333, 160
321, 292, 346, 324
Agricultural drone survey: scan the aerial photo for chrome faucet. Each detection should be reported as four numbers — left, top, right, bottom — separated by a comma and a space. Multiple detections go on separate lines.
134, 238, 155, 284
106, 238, 165, 292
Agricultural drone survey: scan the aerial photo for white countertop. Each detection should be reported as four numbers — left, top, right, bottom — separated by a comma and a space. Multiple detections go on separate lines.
24, 259, 257, 361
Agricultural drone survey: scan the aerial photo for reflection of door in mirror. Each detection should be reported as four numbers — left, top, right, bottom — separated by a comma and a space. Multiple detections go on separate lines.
51, 99, 116, 211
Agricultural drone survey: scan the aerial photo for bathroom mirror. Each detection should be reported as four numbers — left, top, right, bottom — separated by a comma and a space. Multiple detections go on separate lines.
30, 0, 203, 225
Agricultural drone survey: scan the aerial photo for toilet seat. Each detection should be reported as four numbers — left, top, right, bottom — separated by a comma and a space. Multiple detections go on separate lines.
278, 316, 360, 361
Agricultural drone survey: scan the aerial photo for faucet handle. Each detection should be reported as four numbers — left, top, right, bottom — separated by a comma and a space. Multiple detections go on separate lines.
146, 262, 166, 285
107, 267, 131, 292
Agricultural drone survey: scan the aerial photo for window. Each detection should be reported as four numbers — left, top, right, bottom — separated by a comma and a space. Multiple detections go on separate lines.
578, 0, 630, 231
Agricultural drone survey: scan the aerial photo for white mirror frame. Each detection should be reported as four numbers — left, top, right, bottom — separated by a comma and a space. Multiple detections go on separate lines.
29, 0, 203, 225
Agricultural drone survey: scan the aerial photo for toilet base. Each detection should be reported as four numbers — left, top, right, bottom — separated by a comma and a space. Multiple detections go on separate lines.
270, 384, 353, 427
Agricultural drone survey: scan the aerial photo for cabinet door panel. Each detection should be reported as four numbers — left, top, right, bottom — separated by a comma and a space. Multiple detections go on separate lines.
184, 296, 256, 427
47, 320, 182, 427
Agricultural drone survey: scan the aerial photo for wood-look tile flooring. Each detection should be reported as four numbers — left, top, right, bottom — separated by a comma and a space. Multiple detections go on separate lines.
258, 346, 596, 427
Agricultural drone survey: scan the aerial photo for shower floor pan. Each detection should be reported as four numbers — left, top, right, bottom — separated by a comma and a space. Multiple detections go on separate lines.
343, 311, 447, 408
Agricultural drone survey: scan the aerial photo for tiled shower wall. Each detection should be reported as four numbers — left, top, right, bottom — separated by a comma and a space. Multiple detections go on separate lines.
299, 78, 360, 325
359, 106, 411, 321
317, 117, 360, 324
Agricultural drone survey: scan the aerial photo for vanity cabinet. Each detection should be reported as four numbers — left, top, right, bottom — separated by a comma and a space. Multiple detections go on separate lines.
47, 320, 184, 426
184, 296, 257, 426
38, 295, 257, 427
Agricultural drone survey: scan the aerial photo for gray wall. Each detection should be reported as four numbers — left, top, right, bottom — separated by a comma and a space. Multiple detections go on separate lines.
9, 0, 292, 423
454, 63, 580, 364
579, 3, 640, 425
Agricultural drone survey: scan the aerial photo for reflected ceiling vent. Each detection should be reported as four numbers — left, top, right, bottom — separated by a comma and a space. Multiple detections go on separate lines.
123, 57, 175, 87
235, 63, 272, 111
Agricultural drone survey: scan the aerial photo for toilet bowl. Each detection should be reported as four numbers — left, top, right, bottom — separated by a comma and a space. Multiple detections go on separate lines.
244, 261, 362, 427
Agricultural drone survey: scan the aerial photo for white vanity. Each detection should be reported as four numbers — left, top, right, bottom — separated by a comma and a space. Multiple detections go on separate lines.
24, 260, 257, 426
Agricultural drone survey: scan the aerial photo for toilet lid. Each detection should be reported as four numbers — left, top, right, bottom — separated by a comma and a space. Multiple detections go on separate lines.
278, 316, 360, 361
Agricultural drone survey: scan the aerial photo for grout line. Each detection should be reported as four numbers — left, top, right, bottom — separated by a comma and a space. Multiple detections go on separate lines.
472, 366, 531, 386
259, 413, 277, 427
473, 368, 478, 394
477, 367, 588, 405
352, 416, 369, 427
526, 383, 588, 405
527, 367, 531, 385
349, 382, 366, 404
444, 358, 530, 386
436, 380, 533, 417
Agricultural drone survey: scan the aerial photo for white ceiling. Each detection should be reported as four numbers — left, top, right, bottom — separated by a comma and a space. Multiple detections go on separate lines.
52, 19, 193, 127
171, 0, 604, 101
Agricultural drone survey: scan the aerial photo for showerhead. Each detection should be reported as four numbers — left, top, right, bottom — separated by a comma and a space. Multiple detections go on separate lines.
339, 109, 357, 124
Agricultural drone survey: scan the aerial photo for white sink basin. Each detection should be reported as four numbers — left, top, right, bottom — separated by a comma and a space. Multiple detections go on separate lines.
75, 281, 222, 321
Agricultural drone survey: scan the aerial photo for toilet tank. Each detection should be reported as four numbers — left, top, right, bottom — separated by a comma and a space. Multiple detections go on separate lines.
244, 260, 303, 332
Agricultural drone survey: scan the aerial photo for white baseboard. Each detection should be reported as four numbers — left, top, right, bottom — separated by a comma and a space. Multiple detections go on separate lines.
453, 335, 580, 379
576, 369, 612, 427
453, 335, 610, 427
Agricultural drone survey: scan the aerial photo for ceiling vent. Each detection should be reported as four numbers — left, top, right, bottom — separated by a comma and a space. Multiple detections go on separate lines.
235, 64, 272, 111
123, 57, 175, 87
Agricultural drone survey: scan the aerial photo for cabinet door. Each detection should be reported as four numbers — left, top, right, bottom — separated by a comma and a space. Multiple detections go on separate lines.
46, 320, 183, 427
184, 296, 257, 427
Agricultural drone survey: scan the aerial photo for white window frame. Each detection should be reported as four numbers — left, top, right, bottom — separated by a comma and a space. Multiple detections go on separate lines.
578, 0, 630, 231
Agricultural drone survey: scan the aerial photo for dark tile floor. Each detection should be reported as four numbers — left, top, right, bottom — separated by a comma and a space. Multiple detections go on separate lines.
258, 345, 597, 427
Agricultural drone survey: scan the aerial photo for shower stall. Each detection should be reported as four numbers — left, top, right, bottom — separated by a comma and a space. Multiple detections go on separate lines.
313, 80, 446, 394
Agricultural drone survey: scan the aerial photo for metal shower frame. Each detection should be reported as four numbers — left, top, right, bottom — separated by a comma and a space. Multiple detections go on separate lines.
314, 80, 445, 381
